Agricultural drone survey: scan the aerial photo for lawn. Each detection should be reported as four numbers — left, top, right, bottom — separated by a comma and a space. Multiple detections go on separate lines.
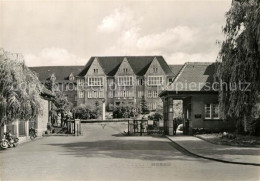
196, 133, 260, 147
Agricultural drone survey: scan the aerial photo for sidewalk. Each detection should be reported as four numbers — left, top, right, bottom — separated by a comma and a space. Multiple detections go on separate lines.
166, 135, 260, 166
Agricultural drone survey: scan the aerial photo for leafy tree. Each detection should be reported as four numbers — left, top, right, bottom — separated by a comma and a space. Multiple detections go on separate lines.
93, 100, 102, 118
140, 96, 150, 115
0, 49, 42, 125
53, 91, 72, 112
44, 80, 53, 92
216, 0, 260, 133
44, 76, 74, 122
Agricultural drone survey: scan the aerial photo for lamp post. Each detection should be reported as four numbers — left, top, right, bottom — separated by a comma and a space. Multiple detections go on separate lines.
102, 98, 106, 120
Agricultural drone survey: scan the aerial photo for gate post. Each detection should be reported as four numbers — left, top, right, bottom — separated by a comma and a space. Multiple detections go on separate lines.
15, 119, 19, 137
25, 120, 29, 137
168, 98, 174, 136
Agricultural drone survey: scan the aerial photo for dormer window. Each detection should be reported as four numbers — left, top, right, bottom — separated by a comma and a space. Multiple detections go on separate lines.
138, 78, 143, 86
69, 73, 74, 81
94, 69, 98, 73
50, 74, 56, 81
123, 68, 128, 73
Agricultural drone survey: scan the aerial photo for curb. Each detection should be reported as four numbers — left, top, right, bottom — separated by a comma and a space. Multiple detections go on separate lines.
43, 134, 80, 137
165, 136, 260, 167
81, 120, 129, 123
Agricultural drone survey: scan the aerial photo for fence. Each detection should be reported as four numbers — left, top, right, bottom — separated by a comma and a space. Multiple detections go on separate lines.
19, 121, 26, 137
128, 119, 164, 135
4, 121, 38, 138
6, 123, 17, 136
67, 119, 81, 136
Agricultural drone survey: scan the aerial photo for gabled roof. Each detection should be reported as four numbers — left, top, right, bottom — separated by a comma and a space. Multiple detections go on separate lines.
169, 65, 184, 77
78, 56, 174, 76
171, 62, 218, 91
30, 66, 84, 82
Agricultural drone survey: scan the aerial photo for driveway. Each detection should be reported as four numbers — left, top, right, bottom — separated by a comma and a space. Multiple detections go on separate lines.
0, 122, 259, 181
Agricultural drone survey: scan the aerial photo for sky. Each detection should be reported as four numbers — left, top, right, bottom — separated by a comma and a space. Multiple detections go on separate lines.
0, 0, 232, 66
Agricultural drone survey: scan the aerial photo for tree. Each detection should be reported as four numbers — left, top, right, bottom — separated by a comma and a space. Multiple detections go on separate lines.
0, 49, 42, 125
53, 91, 72, 112
216, 0, 260, 133
140, 96, 150, 115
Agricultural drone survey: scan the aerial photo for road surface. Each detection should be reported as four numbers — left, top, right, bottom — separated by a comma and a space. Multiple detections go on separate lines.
0, 122, 259, 181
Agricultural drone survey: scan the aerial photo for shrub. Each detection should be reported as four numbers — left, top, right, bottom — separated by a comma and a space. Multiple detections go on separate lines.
112, 104, 139, 119
72, 104, 99, 119
148, 112, 162, 121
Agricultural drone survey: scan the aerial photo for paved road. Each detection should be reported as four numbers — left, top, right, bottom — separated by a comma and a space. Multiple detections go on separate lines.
0, 122, 259, 181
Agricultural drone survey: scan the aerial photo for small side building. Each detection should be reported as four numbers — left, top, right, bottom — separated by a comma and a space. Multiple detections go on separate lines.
159, 62, 235, 135
0, 87, 55, 141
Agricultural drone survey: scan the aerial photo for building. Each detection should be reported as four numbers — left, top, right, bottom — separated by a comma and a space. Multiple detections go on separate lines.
159, 62, 235, 135
0, 87, 55, 141
76, 56, 176, 111
30, 66, 84, 106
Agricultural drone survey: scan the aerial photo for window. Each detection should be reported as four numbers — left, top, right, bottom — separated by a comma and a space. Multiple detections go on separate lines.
205, 104, 219, 119
152, 91, 158, 97
65, 84, 69, 91
118, 76, 133, 86
147, 90, 158, 98
77, 79, 85, 86
108, 79, 114, 86
94, 69, 98, 73
88, 77, 103, 86
66, 83, 74, 91
99, 91, 104, 98
148, 103, 157, 110
137, 78, 143, 86
69, 74, 74, 81
212, 104, 219, 118
88, 91, 104, 98
148, 90, 152, 98
153, 67, 158, 73
205, 104, 211, 119
138, 91, 144, 98
78, 91, 84, 98
123, 68, 128, 73
109, 91, 113, 98
50, 74, 56, 81
148, 76, 163, 86
117, 91, 132, 97
123, 91, 127, 97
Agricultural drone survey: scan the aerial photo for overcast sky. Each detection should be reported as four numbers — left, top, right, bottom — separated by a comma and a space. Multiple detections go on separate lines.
1, 0, 231, 66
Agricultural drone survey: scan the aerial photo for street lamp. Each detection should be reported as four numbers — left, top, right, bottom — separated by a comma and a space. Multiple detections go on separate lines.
102, 98, 105, 120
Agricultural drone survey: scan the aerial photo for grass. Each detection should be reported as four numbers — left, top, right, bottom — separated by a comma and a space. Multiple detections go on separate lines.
196, 133, 260, 147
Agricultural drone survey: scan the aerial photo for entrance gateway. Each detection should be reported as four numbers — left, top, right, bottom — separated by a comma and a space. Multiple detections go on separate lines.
159, 62, 236, 135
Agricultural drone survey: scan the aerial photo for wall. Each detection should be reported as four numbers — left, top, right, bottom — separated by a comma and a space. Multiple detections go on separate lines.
37, 98, 49, 136
0, 98, 49, 140
113, 58, 136, 107
76, 57, 171, 112
190, 94, 235, 130
144, 58, 166, 110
